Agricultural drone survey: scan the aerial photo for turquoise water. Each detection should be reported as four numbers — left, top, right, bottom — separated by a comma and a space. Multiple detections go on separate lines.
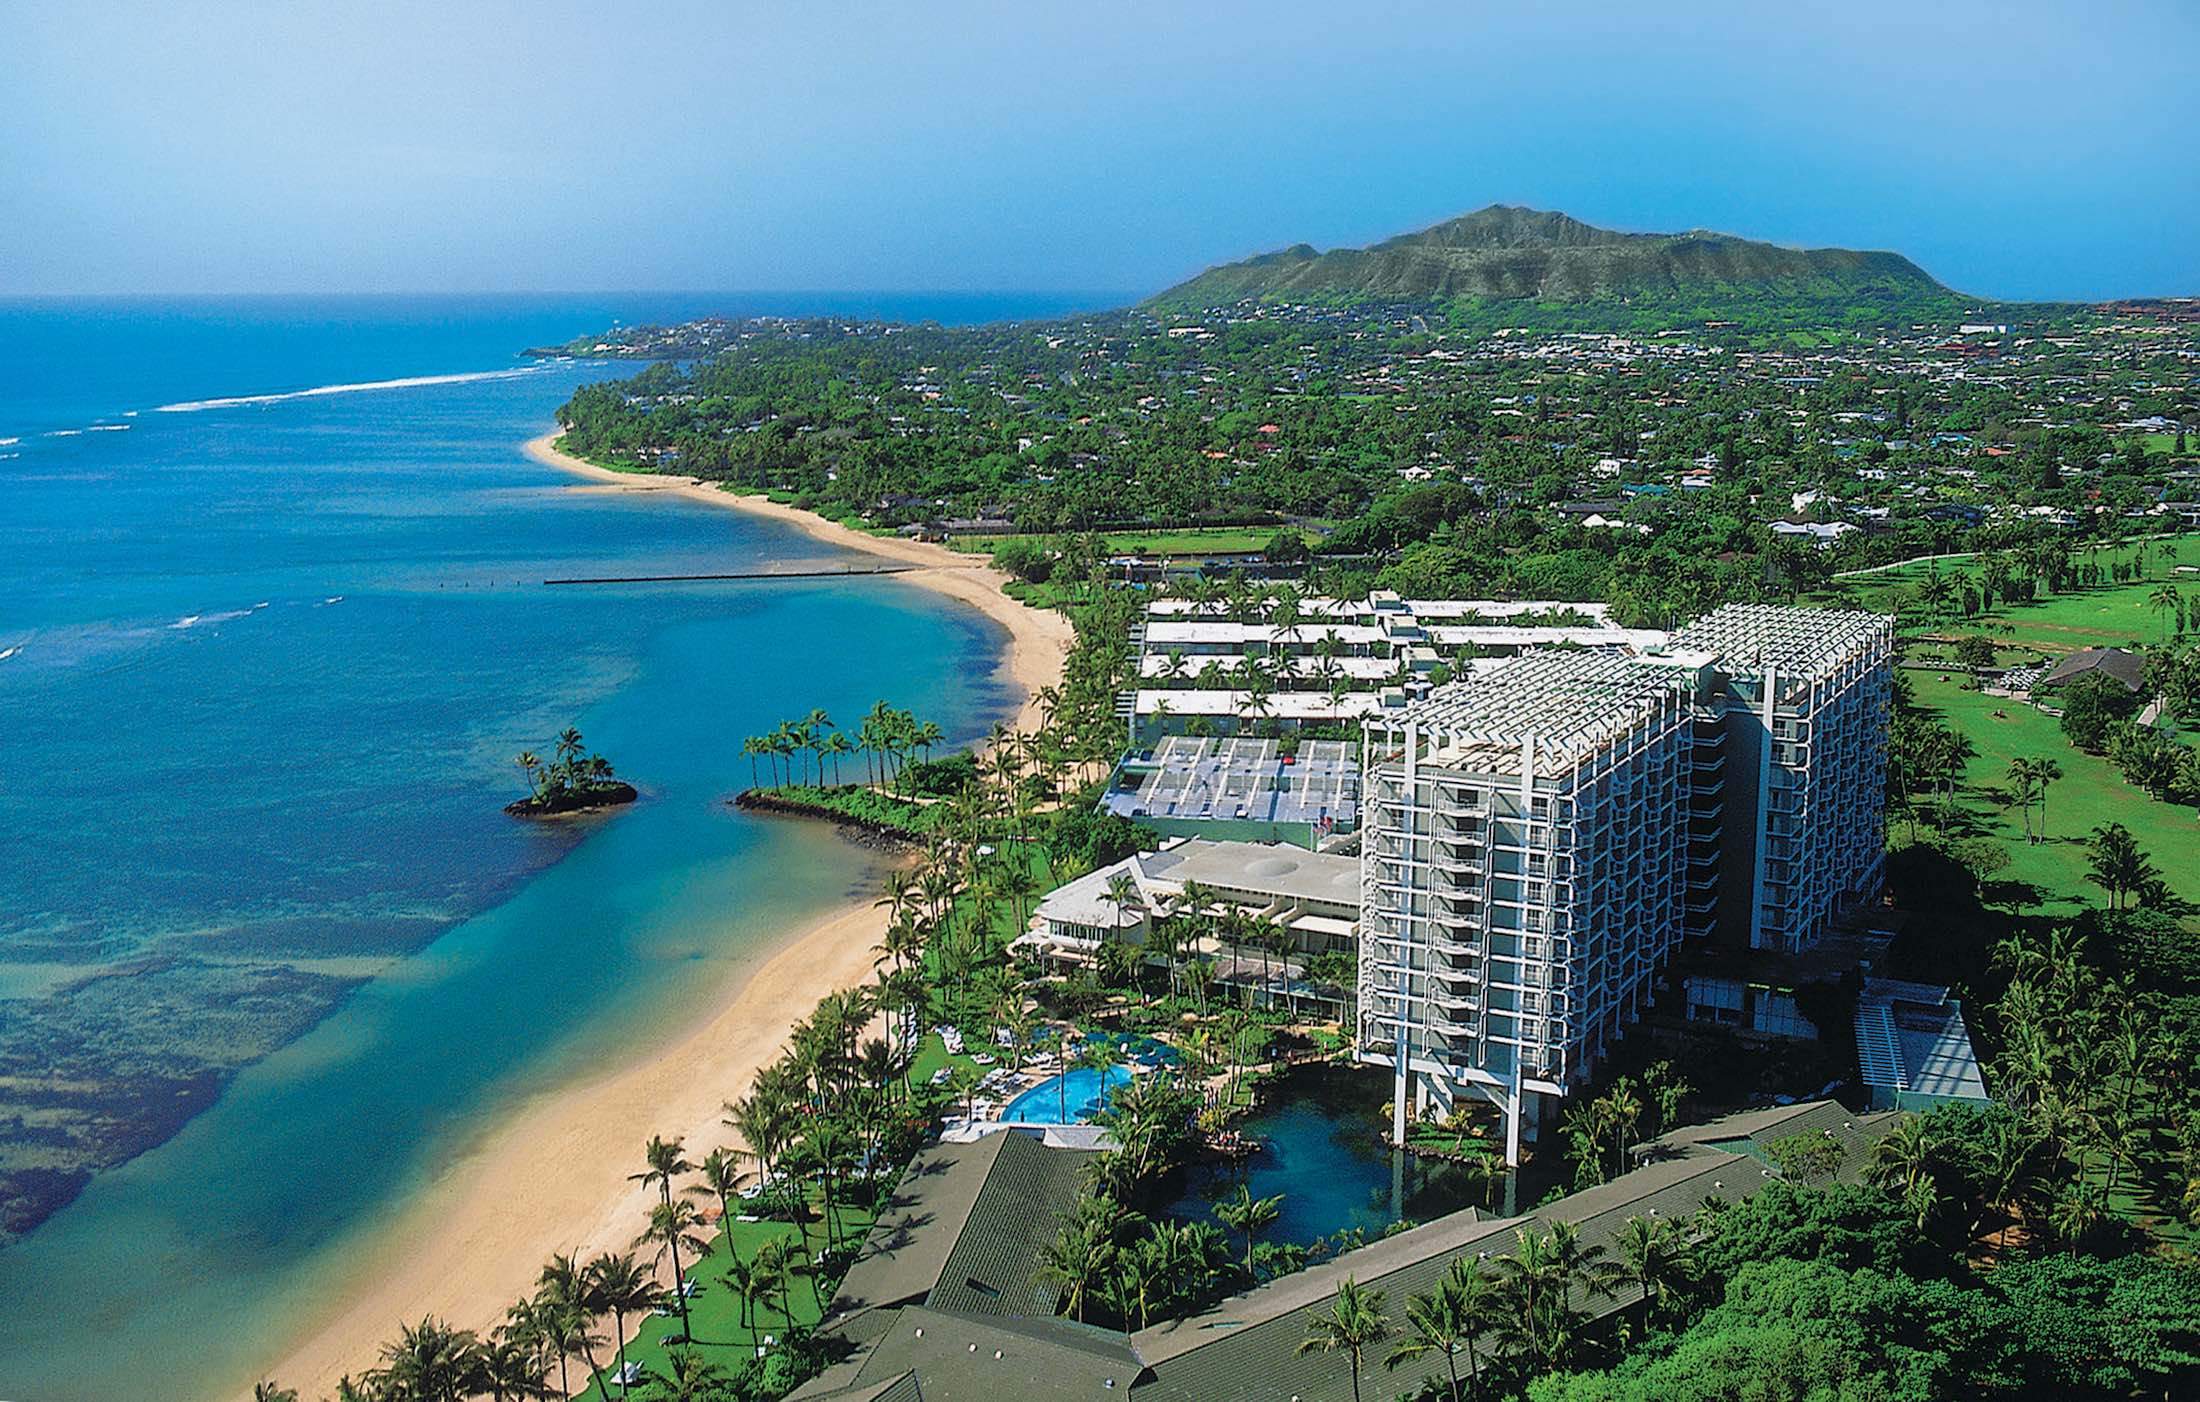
1162, 1065, 1482, 1248
0, 294, 1097, 1401
1003, 1065, 1133, 1124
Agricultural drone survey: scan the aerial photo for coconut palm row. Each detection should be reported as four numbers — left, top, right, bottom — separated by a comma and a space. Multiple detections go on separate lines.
738, 704, 941, 792
251, 1245, 696, 1402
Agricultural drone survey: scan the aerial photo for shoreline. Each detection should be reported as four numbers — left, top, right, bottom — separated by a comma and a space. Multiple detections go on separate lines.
522, 432, 1074, 736
250, 433, 1073, 1399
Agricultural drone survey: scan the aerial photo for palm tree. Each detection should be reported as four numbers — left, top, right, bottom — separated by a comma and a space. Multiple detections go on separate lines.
822, 729, 855, 785
722, 1090, 793, 1200
514, 750, 544, 798
502, 1292, 569, 1400
2006, 756, 2043, 843
2085, 822, 2157, 911
1613, 1214, 1691, 1326
2150, 582, 2183, 640
689, 1147, 744, 1234
1099, 868, 1144, 953
642, 1346, 736, 1402
635, 1198, 709, 1340
473, 1332, 543, 1402
1598, 1077, 1645, 1179
1490, 1220, 1624, 1374
556, 726, 585, 771
1214, 1184, 1284, 1279
1297, 1276, 1391, 1402
1865, 1116, 1937, 1226
1386, 1257, 1497, 1402
585, 1251, 658, 1398
720, 1244, 762, 1332
1076, 1038, 1121, 1123
632, 1134, 694, 1212
798, 1119, 858, 1252
2051, 1184, 2104, 1252
748, 1236, 793, 1330
367, 1318, 483, 1402
538, 1252, 609, 1397
2029, 755, 2062, 842
252, 1384, 299, 1402
1034, 1194, 1132, 1324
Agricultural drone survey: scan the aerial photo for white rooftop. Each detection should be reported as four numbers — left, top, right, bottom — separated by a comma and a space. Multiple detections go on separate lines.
1662, 604, 1892, 685
1375, 649, 1690, 768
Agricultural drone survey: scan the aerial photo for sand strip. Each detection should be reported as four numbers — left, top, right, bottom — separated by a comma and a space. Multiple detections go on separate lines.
249, 434, 1071, 1399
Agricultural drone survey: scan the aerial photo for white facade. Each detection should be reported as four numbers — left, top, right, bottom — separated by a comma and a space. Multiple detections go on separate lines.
1358, 651, 1695, 1163
1357, 606, 1893, 1161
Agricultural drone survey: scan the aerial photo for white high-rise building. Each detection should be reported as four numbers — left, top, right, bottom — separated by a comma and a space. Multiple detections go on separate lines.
1357, 606, 1892, 1161
1663, 606, 1894, 954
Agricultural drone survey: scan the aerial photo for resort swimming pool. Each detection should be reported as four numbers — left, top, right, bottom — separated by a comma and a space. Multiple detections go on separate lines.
1002, 1064, 1133, 1124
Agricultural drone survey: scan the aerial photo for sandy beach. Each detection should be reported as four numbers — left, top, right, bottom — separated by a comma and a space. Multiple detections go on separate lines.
252, 434, 1073, 1399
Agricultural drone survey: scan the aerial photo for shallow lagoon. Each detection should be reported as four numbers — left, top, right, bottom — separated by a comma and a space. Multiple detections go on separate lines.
0, 295, 1075, 1399
1162, 1063, 1490, 1247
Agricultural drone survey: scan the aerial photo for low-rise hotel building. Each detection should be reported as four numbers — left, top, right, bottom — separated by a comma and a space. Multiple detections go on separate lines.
1014, 836, 1361, 1013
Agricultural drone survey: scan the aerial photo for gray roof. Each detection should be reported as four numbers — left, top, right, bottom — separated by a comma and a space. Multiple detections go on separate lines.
794, 1307, 1142, 1402
809, 1129, 1101, 1387
926, 1130, 1096, 1315
2038, 646, 2146, 692
1142, 839, 1362, 908
827, 1135, 1014, 1324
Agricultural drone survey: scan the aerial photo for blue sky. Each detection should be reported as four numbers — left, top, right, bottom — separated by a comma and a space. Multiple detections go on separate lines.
3, 1, 2195, 299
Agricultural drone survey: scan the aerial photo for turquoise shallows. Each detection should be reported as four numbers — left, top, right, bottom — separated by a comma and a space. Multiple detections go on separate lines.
0, 294, 1073, 1401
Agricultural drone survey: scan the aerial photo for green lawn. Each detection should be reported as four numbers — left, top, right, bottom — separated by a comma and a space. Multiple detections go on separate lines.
1833, 533, 2200, 654
1903, 670, 2200, 913
574, 1200, 876, 1400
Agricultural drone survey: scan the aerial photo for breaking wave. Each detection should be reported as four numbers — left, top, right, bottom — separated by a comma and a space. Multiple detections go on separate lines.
155, 366, 547, 413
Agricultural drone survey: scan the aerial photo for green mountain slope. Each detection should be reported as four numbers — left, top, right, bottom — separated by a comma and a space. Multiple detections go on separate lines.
1147, 205, 1974, 328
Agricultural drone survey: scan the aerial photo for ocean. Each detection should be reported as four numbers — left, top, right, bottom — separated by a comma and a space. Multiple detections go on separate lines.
0, 292, 1107, 1400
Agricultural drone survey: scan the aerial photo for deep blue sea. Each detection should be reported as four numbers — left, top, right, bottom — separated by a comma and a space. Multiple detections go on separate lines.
0, 292, 1108, 1401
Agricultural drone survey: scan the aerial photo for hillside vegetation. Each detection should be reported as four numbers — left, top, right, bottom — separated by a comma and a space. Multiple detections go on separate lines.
1149, 204, 1981, 329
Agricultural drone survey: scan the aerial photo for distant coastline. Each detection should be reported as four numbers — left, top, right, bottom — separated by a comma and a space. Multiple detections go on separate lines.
250, 430, 1072, 1400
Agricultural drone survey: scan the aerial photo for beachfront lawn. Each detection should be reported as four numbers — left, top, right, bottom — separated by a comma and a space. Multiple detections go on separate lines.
573, 1200, 876, 1401
1902, 669, 2200, 914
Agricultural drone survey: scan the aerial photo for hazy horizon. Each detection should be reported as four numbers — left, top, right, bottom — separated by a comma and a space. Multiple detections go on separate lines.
5, 1, 2196, 301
